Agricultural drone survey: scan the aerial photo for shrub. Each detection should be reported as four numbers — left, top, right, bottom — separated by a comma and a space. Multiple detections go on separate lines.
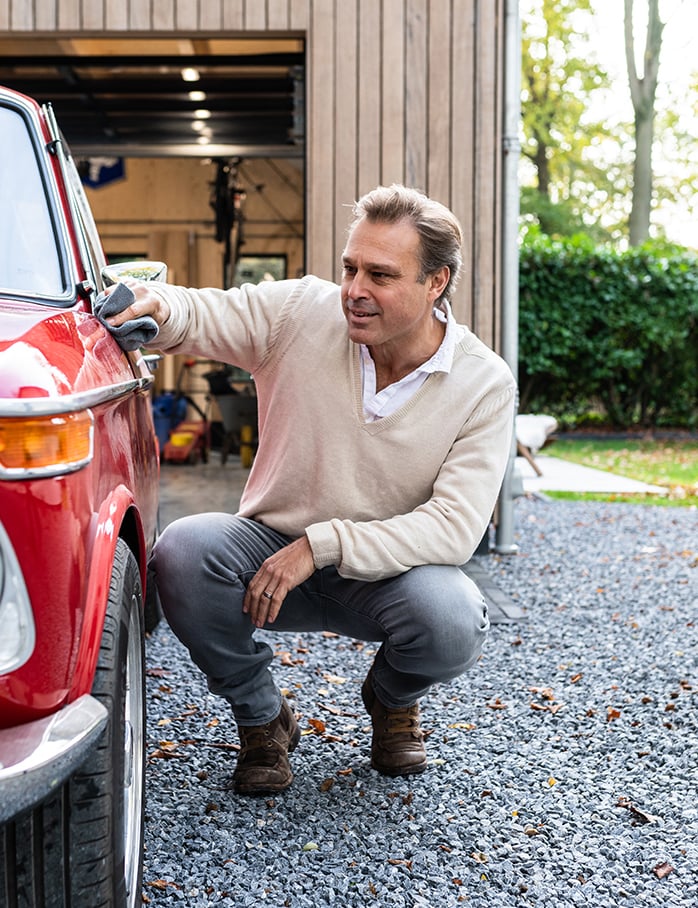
518, 233, 698, 429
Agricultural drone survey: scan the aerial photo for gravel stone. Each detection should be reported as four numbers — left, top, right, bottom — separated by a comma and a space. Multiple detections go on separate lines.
142, 497, 697, 906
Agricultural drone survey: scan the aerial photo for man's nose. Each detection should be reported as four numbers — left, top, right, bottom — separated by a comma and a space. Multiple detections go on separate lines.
347, 271, 367, 299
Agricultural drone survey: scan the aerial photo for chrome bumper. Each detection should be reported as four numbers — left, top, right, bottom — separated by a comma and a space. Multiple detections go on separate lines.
0, 694, 107, 823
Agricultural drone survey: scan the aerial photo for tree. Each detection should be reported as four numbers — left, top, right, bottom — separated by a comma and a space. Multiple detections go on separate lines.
624, 0, 665, 245
520, 0, 613, 237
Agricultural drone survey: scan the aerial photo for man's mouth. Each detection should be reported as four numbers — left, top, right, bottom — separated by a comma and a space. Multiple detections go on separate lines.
346, 305, 378, 319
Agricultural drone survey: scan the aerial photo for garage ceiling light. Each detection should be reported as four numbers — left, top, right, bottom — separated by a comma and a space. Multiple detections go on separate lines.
181, 67, 200, 82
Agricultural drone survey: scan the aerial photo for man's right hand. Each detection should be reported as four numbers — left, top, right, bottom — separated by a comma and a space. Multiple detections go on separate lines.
104, 278, 171, 328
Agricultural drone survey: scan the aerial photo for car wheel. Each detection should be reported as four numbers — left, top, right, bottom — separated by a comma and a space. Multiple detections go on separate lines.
0, 540, 146, 907
69, 537, 146, 906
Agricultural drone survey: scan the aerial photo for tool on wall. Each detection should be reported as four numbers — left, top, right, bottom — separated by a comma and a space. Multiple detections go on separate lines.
210, 157, 246, 289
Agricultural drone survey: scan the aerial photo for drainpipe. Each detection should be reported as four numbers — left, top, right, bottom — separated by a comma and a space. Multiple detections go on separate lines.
494, 0, 522, 555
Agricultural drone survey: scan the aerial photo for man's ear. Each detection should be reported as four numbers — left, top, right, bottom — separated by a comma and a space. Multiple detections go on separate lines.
429, 266, 450, 300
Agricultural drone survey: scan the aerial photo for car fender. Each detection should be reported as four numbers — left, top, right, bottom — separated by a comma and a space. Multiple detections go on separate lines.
67, 484, 146, 700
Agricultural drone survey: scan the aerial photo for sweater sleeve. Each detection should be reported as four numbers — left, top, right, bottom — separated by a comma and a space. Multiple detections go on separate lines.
304, 379, 516, 580
143, 277, 312, 370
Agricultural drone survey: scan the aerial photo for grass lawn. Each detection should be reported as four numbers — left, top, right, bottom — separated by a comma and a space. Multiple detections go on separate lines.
545, 437, 698, 507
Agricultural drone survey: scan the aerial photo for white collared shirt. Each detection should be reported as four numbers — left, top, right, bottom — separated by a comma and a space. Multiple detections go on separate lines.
360, 301, 466, 421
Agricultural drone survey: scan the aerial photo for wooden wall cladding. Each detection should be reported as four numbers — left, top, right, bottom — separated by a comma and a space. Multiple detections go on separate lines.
2, 0, 504, 346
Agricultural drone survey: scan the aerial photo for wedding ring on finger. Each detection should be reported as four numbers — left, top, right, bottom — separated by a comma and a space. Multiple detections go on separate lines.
262, 590, 273, 600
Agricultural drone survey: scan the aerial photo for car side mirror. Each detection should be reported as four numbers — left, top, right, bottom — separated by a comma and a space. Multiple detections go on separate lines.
101, 260, 167, 286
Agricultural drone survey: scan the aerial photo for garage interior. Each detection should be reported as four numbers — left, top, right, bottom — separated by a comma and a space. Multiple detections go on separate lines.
0, 35, 306, 438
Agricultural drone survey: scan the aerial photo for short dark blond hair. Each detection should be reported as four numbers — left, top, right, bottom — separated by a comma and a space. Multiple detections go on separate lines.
349, 184, 463, 302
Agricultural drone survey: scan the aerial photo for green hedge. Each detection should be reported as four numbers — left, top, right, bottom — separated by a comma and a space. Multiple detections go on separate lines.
518, 233, 698, 429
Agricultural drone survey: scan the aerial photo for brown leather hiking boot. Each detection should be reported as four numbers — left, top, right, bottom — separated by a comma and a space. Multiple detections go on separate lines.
232, 698, 301, 794
361, 670, 427, 777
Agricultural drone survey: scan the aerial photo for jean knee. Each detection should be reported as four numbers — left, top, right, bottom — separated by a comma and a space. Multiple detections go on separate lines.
411, 567, 488, 676
150, 514, 230, 628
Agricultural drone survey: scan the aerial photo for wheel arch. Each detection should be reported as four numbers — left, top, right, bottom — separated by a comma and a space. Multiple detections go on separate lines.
67, 485, 147, 700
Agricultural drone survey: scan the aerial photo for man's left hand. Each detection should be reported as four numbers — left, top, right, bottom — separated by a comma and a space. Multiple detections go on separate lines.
243, 536, 316, 628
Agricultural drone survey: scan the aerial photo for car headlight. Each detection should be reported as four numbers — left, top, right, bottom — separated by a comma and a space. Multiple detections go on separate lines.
0, 521, 35, 675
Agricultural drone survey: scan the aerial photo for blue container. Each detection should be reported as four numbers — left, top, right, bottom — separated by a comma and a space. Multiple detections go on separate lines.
152, 392, 187, 448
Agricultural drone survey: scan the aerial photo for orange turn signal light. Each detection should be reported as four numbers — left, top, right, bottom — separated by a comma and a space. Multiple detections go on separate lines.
0, 411, 94, 476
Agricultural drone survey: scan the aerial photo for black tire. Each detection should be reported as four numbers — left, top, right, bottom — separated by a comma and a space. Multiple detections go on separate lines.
69, 538, 146, 906
0, 539, 145, 907
144, 564, 163, 633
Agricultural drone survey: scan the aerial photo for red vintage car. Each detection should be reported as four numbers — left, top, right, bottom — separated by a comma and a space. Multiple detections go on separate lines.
0, 86, 160, 906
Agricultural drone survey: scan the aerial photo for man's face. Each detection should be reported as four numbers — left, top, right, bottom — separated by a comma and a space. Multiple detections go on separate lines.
340, 217, 447, 352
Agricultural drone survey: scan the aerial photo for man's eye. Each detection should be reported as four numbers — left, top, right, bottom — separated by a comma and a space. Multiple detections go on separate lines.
342, 265, 356, 276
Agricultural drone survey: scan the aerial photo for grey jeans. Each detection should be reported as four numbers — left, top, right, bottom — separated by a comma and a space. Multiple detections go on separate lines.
151, 514, 489, 726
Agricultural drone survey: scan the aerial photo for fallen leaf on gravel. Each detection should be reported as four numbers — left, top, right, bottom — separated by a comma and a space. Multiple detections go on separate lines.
449, 722, 476, 730
149, 741, 187, 760
486, 698, 508, 710
302, 841, 319, 852
530, 686, 555, 700
607, 707, 622, 722
321, 671, 347, 684
617, 796, 660, 824
570, 673, 584, 684
146, 880, 181, 890
338, 768, 353, 776
653, 862, 675, 879
388, 858, 413, 869
307, 718, 326, 734
319, 778, 335, 792
471, 851, 488, 864
321, 631, 340, 638
146, 668, 172, 678
318, 702, 342, 715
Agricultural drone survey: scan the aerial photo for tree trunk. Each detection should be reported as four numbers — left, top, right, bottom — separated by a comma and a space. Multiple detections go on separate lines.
624, 0, 664, 246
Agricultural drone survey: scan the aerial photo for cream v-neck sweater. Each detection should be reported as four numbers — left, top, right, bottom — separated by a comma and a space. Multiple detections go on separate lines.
149, 275, 516, 581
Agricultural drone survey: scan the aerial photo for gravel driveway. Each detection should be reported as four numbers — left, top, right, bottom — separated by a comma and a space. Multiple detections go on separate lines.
141, 495, 697, 907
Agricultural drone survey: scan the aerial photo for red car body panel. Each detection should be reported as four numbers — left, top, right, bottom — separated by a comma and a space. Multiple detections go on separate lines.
0, 88, 159, 736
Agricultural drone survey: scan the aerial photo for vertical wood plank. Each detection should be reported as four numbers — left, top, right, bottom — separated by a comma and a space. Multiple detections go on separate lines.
266, 0, 289, 30
356, 0, 380, 195
288, 0, 308, 30
174, 0, 197, 31
450, 0, 475, 326
0, 0, 10, 30
244, 0, 267, 29
426, 0, 451, 204
81, 0, 104, 30
380, 0, 405, 185
491, 0, 504, 350
222, 0, 244, 29
57, 0, 81, 29
472, 0, 498, 346
153, 0, 176, 30
105, 0, 128, 29
333, 0, 358, 259
11, 0, 33, 28
128, 0, 151, 29
404, 0, 427, 189
306, 0, 336, 279
199, 0, 223, 30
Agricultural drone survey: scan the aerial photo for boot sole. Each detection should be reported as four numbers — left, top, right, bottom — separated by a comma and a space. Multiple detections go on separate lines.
371, 757, 428, 777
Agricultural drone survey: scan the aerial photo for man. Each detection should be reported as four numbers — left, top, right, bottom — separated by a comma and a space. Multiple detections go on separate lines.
107, 184, 516, 795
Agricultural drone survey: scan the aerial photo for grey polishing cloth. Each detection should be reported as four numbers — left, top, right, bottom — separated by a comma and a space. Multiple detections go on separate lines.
94, 282, 159, 351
